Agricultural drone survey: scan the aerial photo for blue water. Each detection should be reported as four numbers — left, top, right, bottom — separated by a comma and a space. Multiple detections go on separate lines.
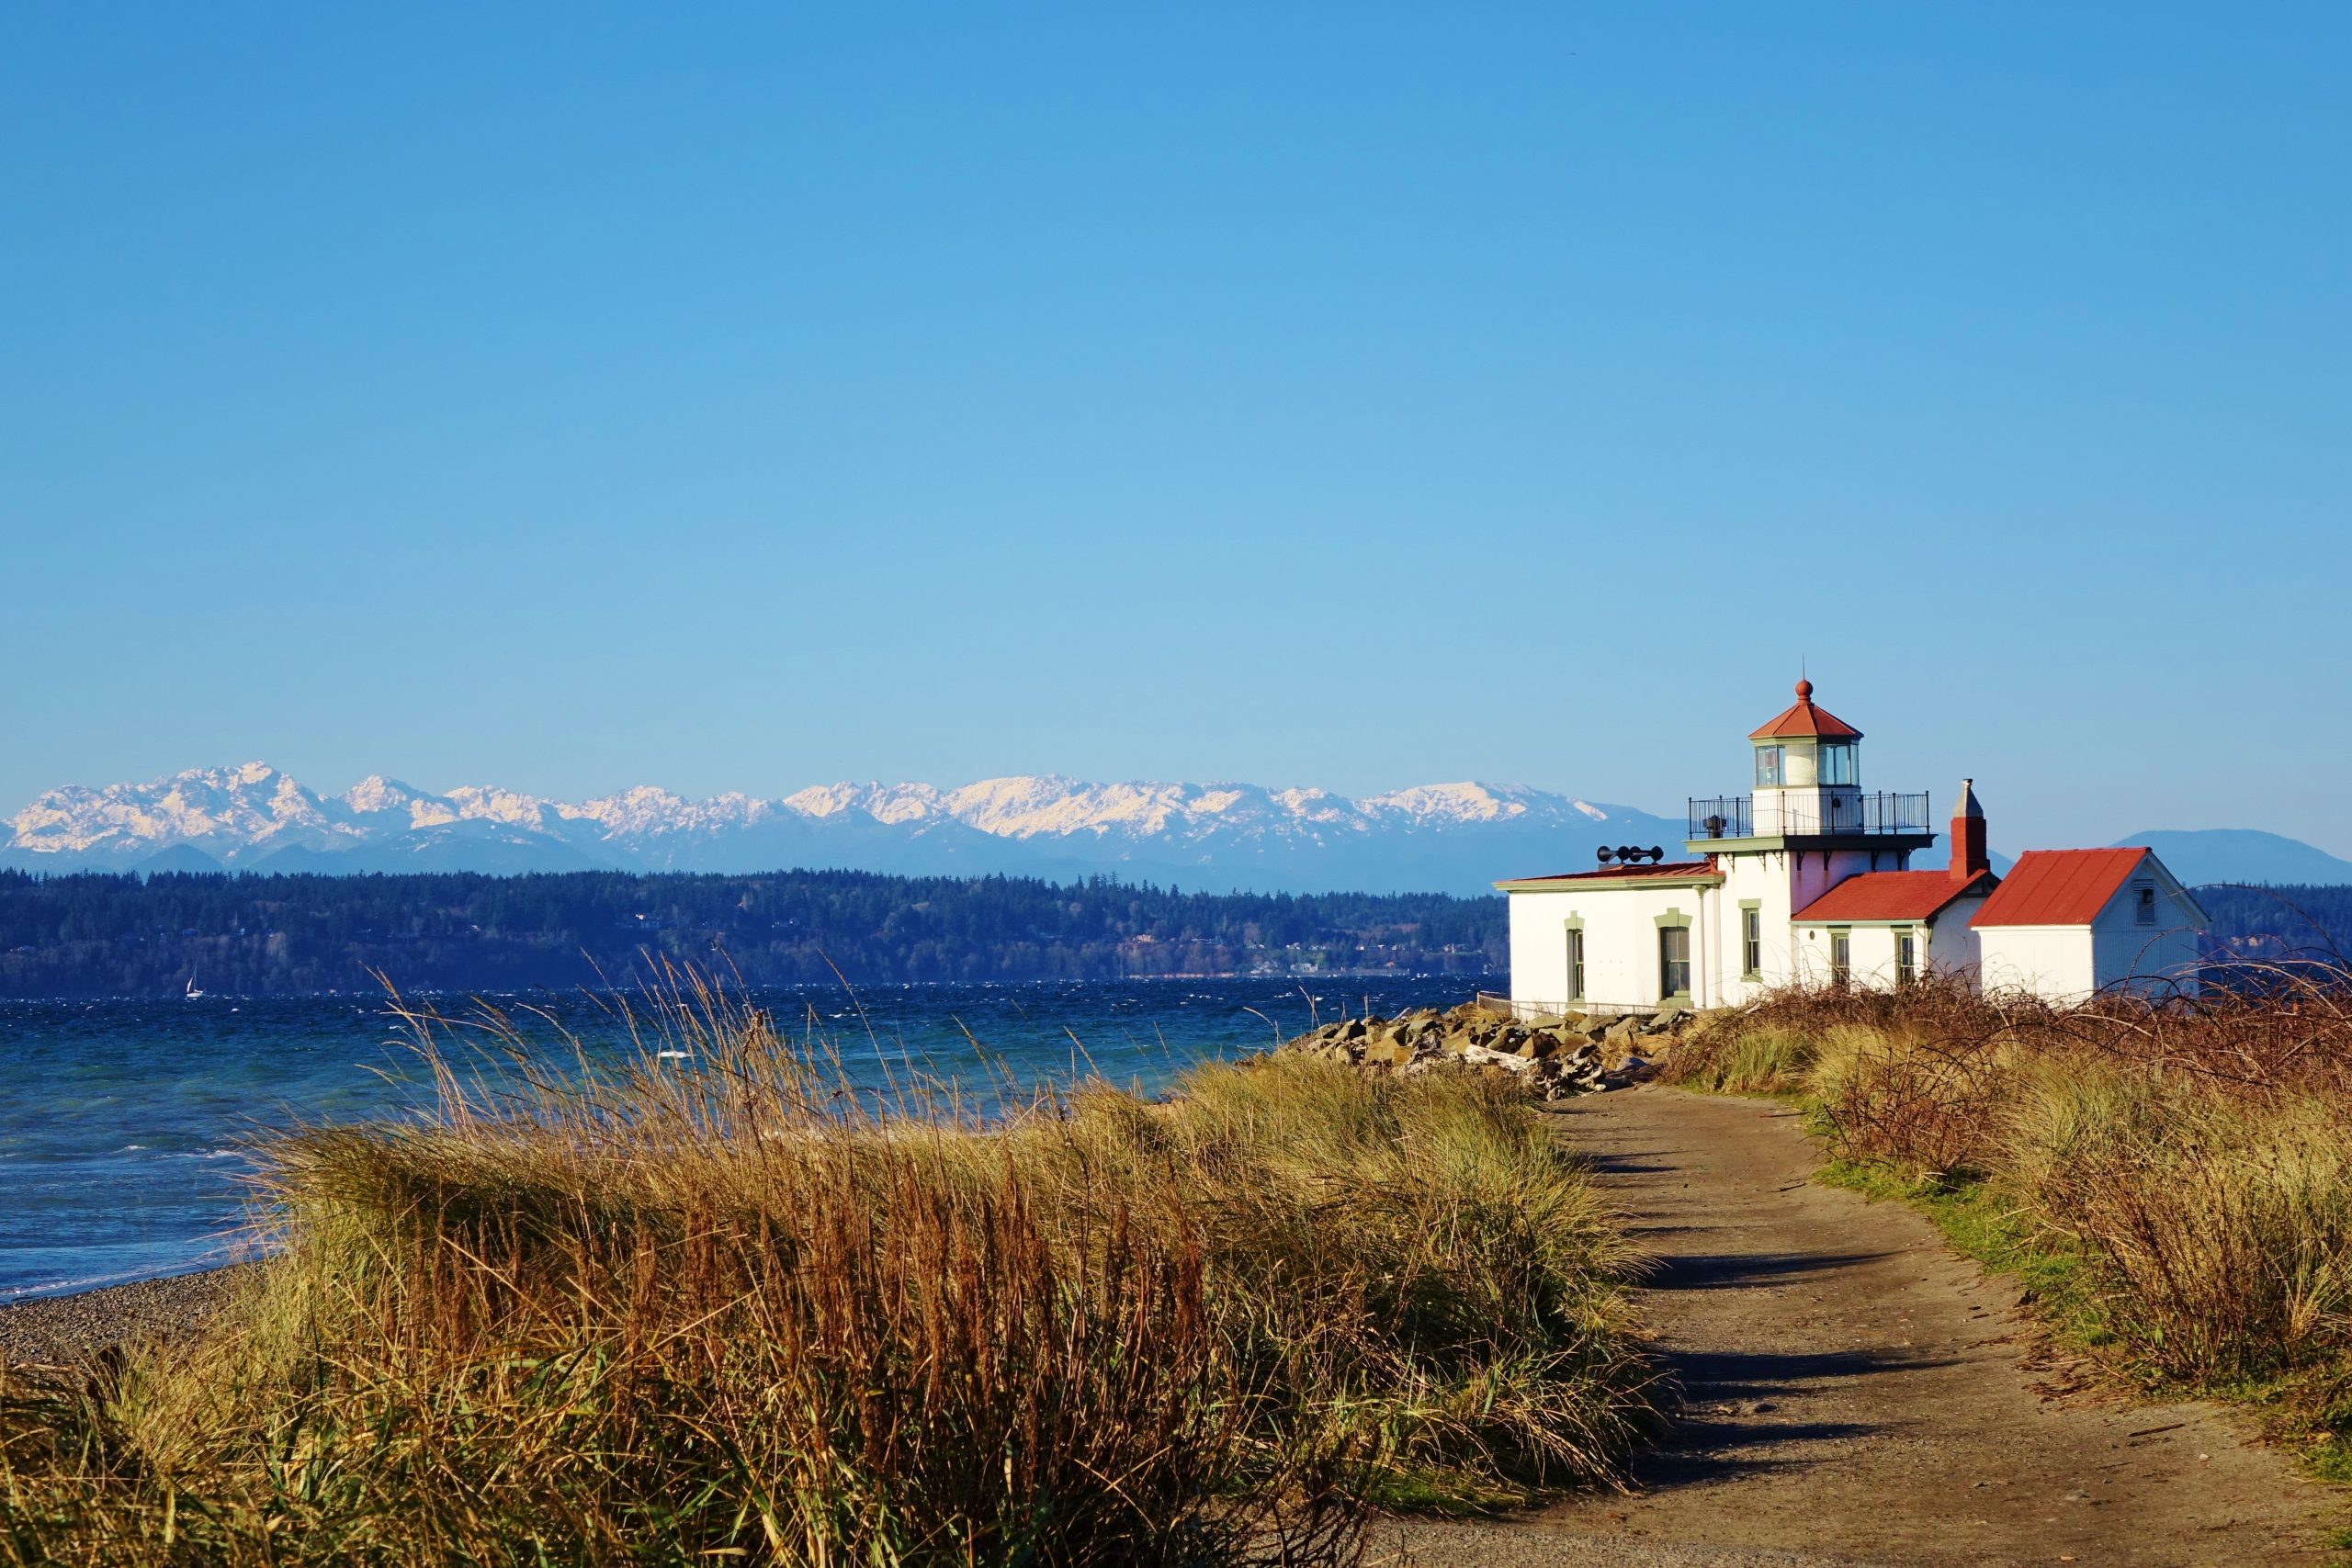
0, 976, 1474, 1301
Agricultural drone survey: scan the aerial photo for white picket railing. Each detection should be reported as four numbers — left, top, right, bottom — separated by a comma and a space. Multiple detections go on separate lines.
1475, 991, 1666, 1022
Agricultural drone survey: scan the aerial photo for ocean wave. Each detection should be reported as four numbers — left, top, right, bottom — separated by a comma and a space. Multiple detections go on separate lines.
0, 1249, 238, 1303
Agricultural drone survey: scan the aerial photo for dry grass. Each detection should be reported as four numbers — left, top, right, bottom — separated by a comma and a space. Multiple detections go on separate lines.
0, 973, 1665, 1565
1669, 967, 2352, 1395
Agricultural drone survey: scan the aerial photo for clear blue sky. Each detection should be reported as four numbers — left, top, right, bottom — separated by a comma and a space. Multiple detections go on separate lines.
4, 5, 2346, 856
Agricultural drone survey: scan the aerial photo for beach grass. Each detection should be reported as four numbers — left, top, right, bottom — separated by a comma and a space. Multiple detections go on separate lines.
1667, 967, 2352, 1473
0, 974, 1666, 1565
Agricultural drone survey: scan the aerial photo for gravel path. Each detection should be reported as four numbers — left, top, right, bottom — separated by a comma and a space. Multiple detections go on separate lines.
1385, 1085, 2340, 1568
0, 1266, 250, 1373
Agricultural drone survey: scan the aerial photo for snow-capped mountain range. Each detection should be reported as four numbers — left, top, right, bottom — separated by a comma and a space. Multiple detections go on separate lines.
1, 763, 1688, 896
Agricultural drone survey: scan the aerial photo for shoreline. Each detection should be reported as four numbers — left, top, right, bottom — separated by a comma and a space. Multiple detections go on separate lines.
0, 970, 1503, 1004
0, 1265, 251, 1371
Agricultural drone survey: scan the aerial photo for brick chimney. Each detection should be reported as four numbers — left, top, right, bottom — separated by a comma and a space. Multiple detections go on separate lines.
1952, 777, 1988, 880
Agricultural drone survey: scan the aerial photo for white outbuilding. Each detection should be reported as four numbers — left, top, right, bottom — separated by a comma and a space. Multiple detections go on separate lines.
1971, 848, 2206, 1002
1497, 682, 2205, 1013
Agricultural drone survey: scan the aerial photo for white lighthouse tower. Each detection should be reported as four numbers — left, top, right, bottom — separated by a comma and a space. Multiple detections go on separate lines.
1687, 679, 1939, 994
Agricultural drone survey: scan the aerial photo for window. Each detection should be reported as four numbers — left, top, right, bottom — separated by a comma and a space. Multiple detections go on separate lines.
1566, 927, 1585, 1002
1659, 925, 1690, 998
2135, 885, 2157, 926
1895, 930, 1917, 986
1819, 741, 1857, 786
1829, 929, 1851, 986
1742, 906, 1762, 978
1754, 745, 1785, 787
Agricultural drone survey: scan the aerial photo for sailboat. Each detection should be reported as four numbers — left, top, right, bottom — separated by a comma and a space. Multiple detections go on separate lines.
184, 976, 205, 1000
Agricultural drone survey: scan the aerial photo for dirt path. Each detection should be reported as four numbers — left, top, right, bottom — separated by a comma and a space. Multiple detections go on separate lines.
1382, 1085, 2338, 1568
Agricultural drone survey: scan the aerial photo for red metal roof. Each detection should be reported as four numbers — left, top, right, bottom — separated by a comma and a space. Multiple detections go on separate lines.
1969, 848, 2148, 928
1500, 861, 1723, 886
1792, 869, 1996, 923
1749, 678, 1863, 741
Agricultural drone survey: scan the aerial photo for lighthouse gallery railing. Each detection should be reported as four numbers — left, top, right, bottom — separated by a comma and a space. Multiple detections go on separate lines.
1688, 791, 1931, 840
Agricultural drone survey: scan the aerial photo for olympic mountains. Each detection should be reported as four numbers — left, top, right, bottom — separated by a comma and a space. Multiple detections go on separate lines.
2, 763, 1690, 897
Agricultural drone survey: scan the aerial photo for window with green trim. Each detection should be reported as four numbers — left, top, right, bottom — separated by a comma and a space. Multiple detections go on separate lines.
1566, 927, 1585, 1002
1741, 906, 1762, 978
1659, 925, 1690, 999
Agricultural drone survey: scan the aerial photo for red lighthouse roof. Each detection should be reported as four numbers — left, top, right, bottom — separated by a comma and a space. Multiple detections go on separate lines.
1970, 848, 2149, 928
1749, 678, 1863, 741
1793, 869, 1996, 923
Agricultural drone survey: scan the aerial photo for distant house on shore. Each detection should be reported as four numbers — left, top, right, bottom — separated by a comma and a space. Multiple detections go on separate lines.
1497, 682, 2206, 1013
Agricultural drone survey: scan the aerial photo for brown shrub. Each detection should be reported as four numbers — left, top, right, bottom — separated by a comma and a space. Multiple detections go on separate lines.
0, 974, 1667, 1565
1692, 962, 2352, 1381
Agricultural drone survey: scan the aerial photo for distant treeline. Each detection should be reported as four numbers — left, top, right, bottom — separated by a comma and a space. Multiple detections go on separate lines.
0, 869, 1508, 998
2, 869, 2338, 1001
2197, 884, 2352, 964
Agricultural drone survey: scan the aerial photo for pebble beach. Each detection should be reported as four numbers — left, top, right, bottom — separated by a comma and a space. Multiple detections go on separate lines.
0, 1267, 248, 1371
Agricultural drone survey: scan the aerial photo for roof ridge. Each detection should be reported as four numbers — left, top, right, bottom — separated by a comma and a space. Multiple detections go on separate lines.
1971, 847, 2147, 928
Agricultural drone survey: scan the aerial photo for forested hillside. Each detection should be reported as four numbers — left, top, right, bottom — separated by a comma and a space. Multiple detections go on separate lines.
2196, 884, 2352, 962
0, 869, 1507, 998
5, 869, 2335, 1001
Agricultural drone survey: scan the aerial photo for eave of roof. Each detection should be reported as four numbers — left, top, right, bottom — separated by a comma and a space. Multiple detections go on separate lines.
1792, 869, 1996, 923
1496, 860, 1724, 892
1970, 848, 2148, 928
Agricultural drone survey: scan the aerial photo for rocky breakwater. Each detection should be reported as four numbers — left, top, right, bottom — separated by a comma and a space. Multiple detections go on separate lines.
1275, 1001, 1687, 1100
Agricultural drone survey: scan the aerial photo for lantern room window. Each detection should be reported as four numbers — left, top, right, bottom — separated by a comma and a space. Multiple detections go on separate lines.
1754, 745, 1785, 787
1819, 741, 1857, 786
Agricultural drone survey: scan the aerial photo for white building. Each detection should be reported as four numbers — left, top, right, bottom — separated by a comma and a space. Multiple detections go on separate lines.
1973, 848, 2205, 1002
1498, 682, 2205, 1011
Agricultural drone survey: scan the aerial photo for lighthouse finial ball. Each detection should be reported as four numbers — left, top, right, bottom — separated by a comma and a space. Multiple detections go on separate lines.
1794, 677, 1814, 701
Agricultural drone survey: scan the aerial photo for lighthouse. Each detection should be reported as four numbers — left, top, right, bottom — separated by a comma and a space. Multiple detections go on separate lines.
1498, 680, 1951, 1010
1497, 678, 2207, 1012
